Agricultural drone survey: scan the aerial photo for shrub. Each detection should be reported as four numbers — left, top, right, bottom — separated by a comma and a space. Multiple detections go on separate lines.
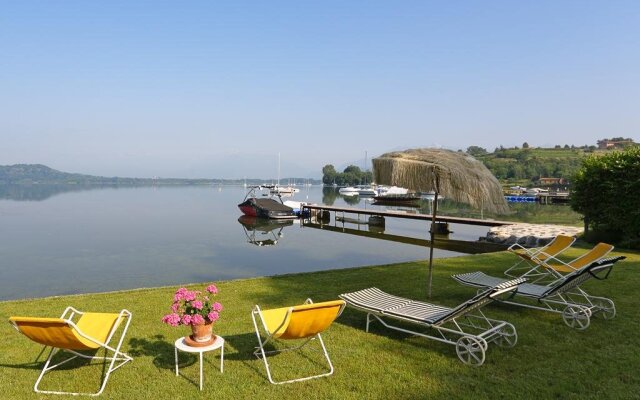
571, 146, 640, 248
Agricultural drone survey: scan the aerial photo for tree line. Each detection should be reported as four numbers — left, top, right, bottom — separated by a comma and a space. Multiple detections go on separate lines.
322, 164, 373, 186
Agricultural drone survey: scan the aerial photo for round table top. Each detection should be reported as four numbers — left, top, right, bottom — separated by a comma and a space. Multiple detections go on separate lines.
174, 335, 224, 353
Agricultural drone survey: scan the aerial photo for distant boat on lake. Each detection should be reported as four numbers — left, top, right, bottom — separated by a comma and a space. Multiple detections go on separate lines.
339, 186, 359, 195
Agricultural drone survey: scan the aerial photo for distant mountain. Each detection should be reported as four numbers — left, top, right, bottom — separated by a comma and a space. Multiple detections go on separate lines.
0, 164, 322, 186
0, 164, 96, 183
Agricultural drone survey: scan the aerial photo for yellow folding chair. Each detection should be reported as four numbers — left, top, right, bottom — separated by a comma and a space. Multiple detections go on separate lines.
504, 234, 576, 278
251, 299, 345, 384
9, 307, 132, 396
539, 242, 615, 274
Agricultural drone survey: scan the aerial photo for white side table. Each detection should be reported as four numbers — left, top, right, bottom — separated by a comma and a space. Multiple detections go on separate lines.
174, 335, 224, 390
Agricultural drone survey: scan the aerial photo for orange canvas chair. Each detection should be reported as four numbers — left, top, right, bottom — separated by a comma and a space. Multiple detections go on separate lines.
9, 307, 132, 396
251, 299, 345, 384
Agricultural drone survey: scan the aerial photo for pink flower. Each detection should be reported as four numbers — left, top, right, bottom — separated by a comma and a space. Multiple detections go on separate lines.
174, 288, 188, 301
206, 284, 218, 294
207, 311, 219, 322
162, 313, 181, 327
165, 284, 221, 329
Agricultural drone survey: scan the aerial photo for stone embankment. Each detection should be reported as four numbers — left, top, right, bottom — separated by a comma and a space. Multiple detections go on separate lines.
482, 223, 583, 247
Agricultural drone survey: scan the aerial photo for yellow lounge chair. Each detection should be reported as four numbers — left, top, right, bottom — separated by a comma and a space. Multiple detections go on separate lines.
539, 242, 614, 274
251, 299, 345, 384
517, 242, 615, 284
9, 307, 132, 396
504, 234, 576, 278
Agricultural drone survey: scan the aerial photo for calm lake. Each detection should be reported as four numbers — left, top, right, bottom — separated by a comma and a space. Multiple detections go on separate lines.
0, 185, 578, 301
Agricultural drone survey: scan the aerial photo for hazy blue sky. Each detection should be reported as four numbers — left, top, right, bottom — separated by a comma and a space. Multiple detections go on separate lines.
1, 1, 638, 178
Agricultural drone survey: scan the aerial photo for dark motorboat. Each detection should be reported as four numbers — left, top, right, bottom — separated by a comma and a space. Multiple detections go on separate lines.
238, 185, 297, 219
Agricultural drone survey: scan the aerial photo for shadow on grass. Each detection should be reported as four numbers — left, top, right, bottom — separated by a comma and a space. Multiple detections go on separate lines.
223, 331, 335, 383
128, 335, 186, 370
0, 347, 98, 371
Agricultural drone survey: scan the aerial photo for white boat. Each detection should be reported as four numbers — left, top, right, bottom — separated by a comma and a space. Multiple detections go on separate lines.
376, 186, 409, 196
356, 185, 376, 196
270, 185, 300, 196
339, 186, 359, 195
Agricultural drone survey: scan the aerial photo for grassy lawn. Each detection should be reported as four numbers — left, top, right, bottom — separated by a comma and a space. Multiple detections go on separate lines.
1, 246, 638, 399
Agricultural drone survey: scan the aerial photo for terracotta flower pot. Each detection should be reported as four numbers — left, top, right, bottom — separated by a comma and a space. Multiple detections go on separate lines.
191, 321, 213, 342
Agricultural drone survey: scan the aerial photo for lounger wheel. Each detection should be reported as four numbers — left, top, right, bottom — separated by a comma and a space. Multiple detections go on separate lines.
562, 305, 591, 330
456, 336, 486, 366
591, 297, 616, 320
493, 323, 518, 348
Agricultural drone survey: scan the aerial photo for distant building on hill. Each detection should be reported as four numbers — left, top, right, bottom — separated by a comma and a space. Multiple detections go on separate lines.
597, 138, 636, 149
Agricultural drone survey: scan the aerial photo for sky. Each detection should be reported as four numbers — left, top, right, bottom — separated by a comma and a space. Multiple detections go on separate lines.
1, 1, 639, 179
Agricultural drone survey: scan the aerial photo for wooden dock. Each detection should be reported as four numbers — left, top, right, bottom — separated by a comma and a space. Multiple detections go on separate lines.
302, 221, 509, 253
302, 204, 513, 227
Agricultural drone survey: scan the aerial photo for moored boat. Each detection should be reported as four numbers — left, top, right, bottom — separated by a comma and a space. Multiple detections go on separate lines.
270, 185, 300, 196
338, 186, 359, 195
373, 192, 421, 204
238, 186, 297, 219
356, 185, 376, 196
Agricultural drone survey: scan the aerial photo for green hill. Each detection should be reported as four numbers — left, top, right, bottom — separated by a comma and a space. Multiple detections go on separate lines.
0, 164, 215, 185
474, 147, 591, 184
0, 164, 322, 186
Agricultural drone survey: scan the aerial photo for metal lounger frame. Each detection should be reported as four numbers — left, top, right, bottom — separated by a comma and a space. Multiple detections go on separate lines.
454, 256, 625, 330
340, 280, 525, 367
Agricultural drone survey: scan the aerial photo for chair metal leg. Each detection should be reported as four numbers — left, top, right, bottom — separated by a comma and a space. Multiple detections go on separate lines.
32, 315, 133, 396
252, 309, 336, 385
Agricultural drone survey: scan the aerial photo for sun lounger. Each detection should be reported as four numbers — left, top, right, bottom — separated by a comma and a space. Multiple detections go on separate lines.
453, 256, 626, 330
339, 278, 526, 366
504, 234, 576, 278
522, 243, 614, 281
9, 307, 132, 396
251, 299, 345, 384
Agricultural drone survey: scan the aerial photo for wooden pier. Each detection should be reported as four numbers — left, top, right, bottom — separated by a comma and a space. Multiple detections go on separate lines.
302, 221, 509, 253
302, 204, 513, 227
300, 204, 512, 254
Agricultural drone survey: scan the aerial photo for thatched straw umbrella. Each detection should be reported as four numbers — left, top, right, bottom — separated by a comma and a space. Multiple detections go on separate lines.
372, 148, 509, 296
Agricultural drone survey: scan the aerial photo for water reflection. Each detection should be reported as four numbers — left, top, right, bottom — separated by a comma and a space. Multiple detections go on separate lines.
0, 184, 102, 201
321, 187, 338, 205
238, 216, 294, 247
0, 184, 582, 300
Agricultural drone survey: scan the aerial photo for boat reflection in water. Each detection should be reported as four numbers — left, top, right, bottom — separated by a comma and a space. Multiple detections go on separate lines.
238, 215, 294, 247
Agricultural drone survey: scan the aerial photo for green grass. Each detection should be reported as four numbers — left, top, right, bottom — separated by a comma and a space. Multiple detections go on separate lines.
1, 247, 639, 399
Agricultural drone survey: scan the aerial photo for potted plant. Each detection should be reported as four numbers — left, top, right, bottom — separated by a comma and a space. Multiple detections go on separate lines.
162, 284, 222, 343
